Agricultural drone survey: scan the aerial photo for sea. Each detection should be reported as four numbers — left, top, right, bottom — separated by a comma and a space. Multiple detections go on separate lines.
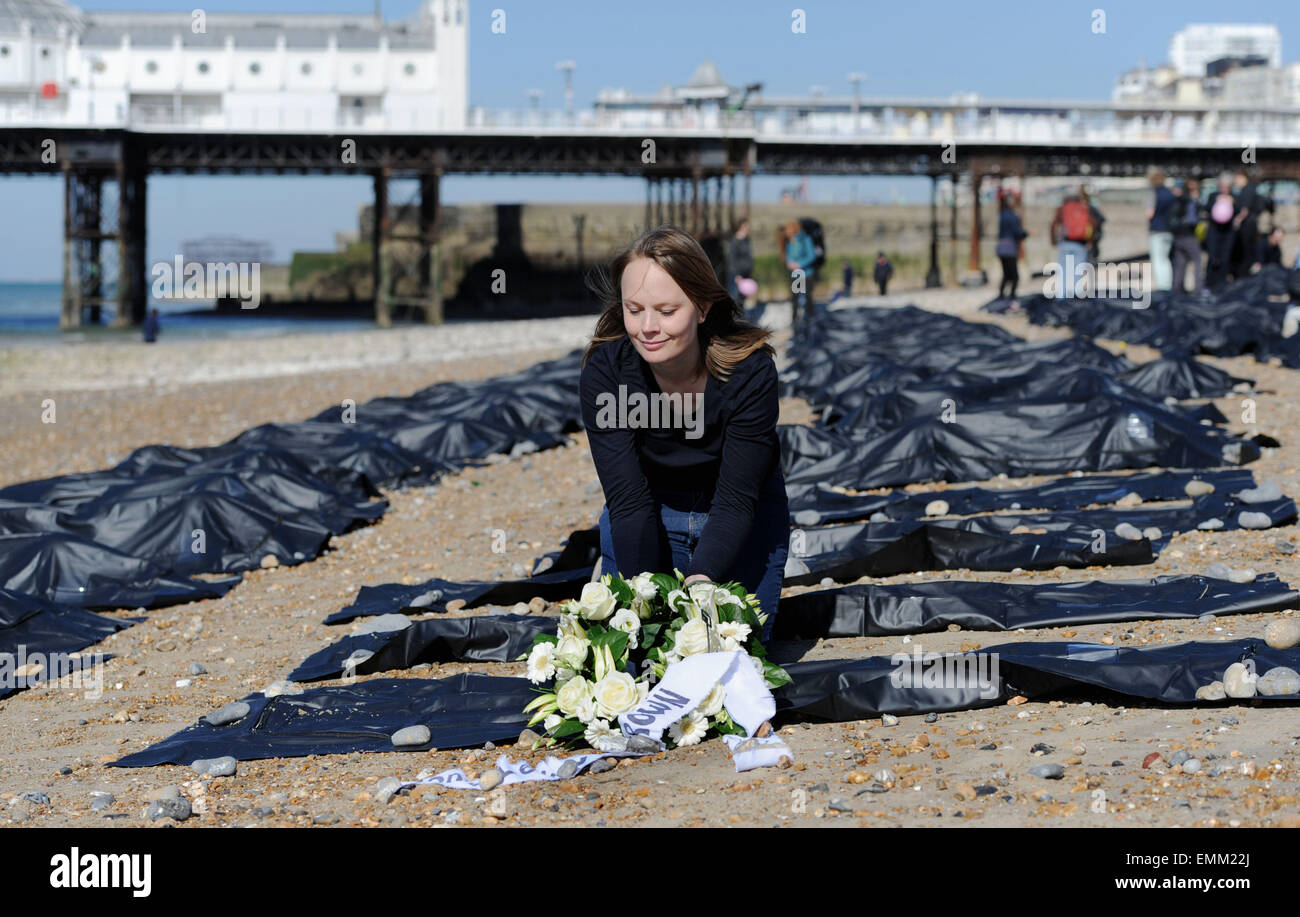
0, 282, 375, 343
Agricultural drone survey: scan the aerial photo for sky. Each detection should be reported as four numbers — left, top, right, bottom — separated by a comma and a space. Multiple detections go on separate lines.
2, 0, 1298, 280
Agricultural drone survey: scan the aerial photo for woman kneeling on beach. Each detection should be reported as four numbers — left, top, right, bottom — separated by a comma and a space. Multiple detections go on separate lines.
580, 225, 790, 643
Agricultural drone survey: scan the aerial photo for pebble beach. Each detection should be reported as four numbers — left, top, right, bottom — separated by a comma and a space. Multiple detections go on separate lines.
2, 288, 1299, 828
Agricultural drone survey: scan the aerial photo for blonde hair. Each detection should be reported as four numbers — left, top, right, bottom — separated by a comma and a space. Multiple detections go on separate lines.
583, 225, 774, 381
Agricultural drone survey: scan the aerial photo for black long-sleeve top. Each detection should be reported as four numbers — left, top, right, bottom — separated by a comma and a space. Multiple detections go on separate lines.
580, 336, 782, 582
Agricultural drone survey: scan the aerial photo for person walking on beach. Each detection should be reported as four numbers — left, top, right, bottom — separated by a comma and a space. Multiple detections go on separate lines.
1050, 192, 1094, 299
1205, 173, 1238, 292
782, 221, 818, 324
872, 252, 894, 296
1147, 169, 1177, 291
1170, 177, 1205, 295
996, 192, 1028, 300
142, 308, 161, 343
1080, 185, 1105, 265
1232, 169, 1262, 279
726, 218, 754, 306
581, 225, 790, 645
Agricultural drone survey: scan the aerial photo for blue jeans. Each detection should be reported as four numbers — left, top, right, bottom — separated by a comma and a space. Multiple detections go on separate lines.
1055, 240, 1089, 299
597, 478, 790, 643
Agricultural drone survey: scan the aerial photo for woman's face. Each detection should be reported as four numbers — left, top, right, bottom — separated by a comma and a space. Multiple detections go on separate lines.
621, 256, 704, 367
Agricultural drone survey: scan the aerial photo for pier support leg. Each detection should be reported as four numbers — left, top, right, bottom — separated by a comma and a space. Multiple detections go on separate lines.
114, 160, 147, 328
967, 169, 987, 283
419, 170, 443, 325
372, 168, 391, 328
925, 174, 942, 288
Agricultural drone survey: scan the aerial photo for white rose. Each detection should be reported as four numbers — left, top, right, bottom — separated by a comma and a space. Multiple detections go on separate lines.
526, 642, 557, 684
555, 675, 593, 717
688, 581, 719, 609
577, 582, 617, 621
676, 618, 710, 657
696, 681, 726, 717
543, 714, 563, 732
574, 696, 599, 724
555, 635, 589, 670
632, 574, 658, 601
593, 671, 640, 719
609, 608, 641, 648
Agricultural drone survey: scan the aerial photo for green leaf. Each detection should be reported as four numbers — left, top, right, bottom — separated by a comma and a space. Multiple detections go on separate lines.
531, 633, 559, 648
549, 718, 585, 739
763, 660, 793, 689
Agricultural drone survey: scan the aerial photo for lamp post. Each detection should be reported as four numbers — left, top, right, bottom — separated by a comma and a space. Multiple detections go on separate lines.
556, 59, 575, 124
848, 71, 866, 134
527, 87, 541, 126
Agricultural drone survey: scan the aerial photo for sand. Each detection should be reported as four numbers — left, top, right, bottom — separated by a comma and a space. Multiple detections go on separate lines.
1, 287, 1298, 828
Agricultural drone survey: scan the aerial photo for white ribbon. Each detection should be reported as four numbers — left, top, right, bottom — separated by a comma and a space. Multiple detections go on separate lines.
400, 651, 791, 792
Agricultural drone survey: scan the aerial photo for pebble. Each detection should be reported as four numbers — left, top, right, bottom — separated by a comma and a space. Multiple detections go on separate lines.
1029, 743, 1054, 756
374, 777, 401, 803
819, 577, 835, 588
204, 701, 250, 727
479, 768, 505, 790
1114, 522, 1142, 541
1222, 662, 1257, 698
869, 512, 890, 523
1027, 764, 1064, 779
1275, 539, 1297, 556
1257, 666, 1300, 696
1116, 492, 1143, 508
1168, 750, 1190, 766
59, 766, 72, 775
557, 760, 580, 780
1206, 562, 1232, 580
1265, 619, 1300, 650
1238, 511, 1272, 530
1195, 681, 1227, 701
924, 712, 938, 723
188, 662, 207, 676
511, 563, 527, 578
22, 791, 50, 806
528, 596, 547, 614
792, 510, 820, 526
262, 680, 304, 697
353, 614, 412, 636
1227, 568, 1257, 584
90, 794, 114, 811
391, 725, 431, 747
1181, 758, 1202, 774
517, 728, 541, 747
509, 602, 530, 616
1197, 518, 1224, 530
924, 500, 949, 516
881, 714, 898, 727
190, 756, 238, 777
1142, 527, 1162, 541
588, 758, 617, 775
1237, 481, 1283, 504
1184, 480, 1215, 497
146, 798, 192, 822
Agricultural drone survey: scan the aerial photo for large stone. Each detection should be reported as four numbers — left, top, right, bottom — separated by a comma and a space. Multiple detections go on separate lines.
391, 725, 431, 747
1256, 666, 1300, 696
1264, 619, 1300, 650
924, 500, 950, 517
1236, 481, 1283, 504
191, 756, 238, 777
1184, 480, 1215, 497
1027, 764, 1065, 779
204, 701, 250, 727
1194, 681, 1226, 701
1222, 662, 1257, 698
146, 798, 192, 821
1238, 511, 1272, 530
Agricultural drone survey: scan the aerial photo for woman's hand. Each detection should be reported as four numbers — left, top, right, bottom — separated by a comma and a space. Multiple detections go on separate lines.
683, 573, 712, 586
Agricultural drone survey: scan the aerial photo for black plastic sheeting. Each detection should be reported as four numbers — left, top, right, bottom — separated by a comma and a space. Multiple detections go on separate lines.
0, 532, 241, 610
0, 587, 137, 698
774, 574, 1300, 639
0, 353, 586, 678
290, 574, 1299, 682
112, 638, 1300, 765
777, 305, 1262, 490
290, 614, 554, 682
986, 265, 1300, 368
323, 527, 601, 624
787, 467, 1257, 526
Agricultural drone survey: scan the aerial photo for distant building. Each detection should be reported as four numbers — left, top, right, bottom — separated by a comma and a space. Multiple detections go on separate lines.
0, 0, 468, 130
1169, 24, 1282, 78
